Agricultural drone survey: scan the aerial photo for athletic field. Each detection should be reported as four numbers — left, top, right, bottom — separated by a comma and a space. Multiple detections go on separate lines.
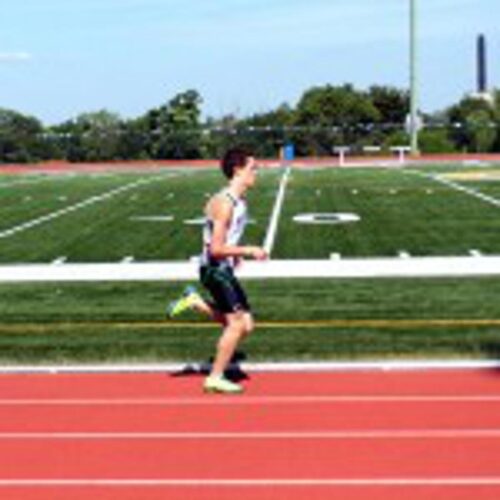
2, 164, 500, 262
1, 161, 500, 364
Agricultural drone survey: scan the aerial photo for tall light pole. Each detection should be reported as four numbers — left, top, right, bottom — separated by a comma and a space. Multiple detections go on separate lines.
409, 0, 419, 156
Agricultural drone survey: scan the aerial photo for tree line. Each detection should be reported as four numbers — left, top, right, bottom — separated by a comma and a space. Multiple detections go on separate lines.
1, 84, 500, 163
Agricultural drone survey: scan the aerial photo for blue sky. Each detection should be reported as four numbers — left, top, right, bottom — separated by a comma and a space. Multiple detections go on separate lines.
0, 0, 497, 124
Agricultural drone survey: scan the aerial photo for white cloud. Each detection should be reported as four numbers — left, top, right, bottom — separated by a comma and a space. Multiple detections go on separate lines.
0, 52, 32, 62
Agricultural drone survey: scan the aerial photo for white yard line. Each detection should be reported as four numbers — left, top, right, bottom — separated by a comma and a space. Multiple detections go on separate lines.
408, 170, 500, 208
0, 478, 499, 487
0, 177, 54, 189
0, 174, 171, 240
263, 167, 291, 255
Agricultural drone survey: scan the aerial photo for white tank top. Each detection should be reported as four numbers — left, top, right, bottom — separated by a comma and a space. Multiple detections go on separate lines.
201, 189, 248, 267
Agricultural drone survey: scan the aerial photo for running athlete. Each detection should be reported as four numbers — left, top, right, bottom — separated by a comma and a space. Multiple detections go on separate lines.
167, 148, 267, 394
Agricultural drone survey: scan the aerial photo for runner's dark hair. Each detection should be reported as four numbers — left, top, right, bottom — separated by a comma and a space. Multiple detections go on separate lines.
221, 148, 252, 179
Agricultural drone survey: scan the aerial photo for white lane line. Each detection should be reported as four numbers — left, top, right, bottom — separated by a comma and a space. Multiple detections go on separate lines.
0, 478, 500, 487
0, 395, 499, 406
0, 177, 54, 189
0, 430, 499, 440
263, 167, 290, 256
0, 174, 171, 239
1, 359, 500, 373
407, 170, 500, 208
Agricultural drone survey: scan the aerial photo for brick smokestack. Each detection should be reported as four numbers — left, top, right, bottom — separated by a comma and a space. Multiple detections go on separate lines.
477, 34, 487, 93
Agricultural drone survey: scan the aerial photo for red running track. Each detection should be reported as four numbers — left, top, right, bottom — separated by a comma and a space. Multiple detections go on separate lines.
0, 369, 499, 499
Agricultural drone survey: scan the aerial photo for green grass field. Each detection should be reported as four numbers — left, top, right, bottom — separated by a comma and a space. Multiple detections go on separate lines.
1, 162, 500, 364
278, 167, 500, 258
0, 278, 499, 364
2, 165, 500, 262
0, 169, 279, 262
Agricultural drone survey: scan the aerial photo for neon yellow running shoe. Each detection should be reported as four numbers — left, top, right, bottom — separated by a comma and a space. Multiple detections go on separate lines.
203, 376, 243, 394
166, 286, 201, 318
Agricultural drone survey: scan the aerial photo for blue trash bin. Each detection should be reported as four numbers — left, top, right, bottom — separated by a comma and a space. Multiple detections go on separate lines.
283, 143, 295, 161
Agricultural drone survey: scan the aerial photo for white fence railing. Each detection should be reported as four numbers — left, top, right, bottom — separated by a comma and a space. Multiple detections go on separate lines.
1, 256, 500, 283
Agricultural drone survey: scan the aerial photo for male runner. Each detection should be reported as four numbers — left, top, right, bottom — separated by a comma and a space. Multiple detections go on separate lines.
167, 148, 267, 393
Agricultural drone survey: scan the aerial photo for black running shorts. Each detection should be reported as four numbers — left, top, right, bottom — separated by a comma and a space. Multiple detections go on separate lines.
200, 262, 251, 314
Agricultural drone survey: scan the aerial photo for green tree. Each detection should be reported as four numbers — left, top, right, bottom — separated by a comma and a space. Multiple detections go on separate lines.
119, 116, 150, 160
148, 90, 203, 159
418, 128, 456, 153
490, 89, 500, 151
0, 108, 45, 163
53, 110, 124, 161
368, 85, 409, 124
383, 130, 410, 150
447, 96, 496, 152
294, 84, 380, 155
465, 110, 496, 152
202, 114, 240, 159
366, 86, 409, 147
77, 110, 124, 161
236, 104, 296, 157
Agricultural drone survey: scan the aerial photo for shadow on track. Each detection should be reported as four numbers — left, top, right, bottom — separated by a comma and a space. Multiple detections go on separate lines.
170, 351, 250, 382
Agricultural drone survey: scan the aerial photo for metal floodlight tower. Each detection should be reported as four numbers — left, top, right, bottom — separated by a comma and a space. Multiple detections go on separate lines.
409, 0, 419, 156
